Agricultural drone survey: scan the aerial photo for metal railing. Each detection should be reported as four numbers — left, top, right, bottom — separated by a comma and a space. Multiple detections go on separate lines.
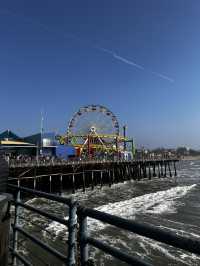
8, 169, 108, 181
9, 184, 77, 266
77, 207, 200, 265
9, 184, 200, 266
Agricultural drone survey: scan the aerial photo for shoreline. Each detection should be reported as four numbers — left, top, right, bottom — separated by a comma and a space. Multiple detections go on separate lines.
181, 156, 200, 161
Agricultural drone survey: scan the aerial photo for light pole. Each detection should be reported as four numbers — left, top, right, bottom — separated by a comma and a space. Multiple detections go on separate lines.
123, 125, 127, 151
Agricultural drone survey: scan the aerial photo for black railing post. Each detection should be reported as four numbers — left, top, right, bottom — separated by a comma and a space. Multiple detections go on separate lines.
13, 189, 21, 266
68, 198, 77, 266
79, 209, 88, 266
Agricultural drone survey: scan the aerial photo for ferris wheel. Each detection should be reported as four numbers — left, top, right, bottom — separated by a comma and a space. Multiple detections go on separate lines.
57, 104, 134, 158
67, 105, 119, 143
57, 105, 124, 156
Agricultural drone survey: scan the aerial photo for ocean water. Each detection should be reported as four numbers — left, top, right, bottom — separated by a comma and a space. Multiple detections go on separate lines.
17, 160, 200, 266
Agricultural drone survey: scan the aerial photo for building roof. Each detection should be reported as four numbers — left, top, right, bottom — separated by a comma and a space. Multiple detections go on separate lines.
0, 130, 20, 141
23, 132, 57, 146
23, 133, 41, 145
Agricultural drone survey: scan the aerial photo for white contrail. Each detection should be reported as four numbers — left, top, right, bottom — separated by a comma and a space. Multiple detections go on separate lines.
97, 46, 174, 83
151, 71, 174, 83
113, 54, 145, 70
98, 47, 144, 70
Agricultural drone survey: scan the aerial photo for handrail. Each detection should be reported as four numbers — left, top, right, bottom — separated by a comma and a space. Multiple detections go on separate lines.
78, 206, 200, 255
8, 184, 72, 205
77, 206, 200, 265
15, 201, 68, 226
14, 226, 68, 262
8, 168, 108, 181
9, 247, 31, 266
87, 236, 150, 266
9, 184, 77, 266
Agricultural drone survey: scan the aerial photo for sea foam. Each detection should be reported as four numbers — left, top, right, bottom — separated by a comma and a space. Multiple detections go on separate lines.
45, 184, 196, 238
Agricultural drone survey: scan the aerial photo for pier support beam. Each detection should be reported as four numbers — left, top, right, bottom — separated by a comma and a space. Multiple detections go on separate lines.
158, 164, 161, 178
59, 175, 63, 195
100, 171, 103, 189
160, 162, 164, 177
174, 161, 177, 177
82, 172, 86, 192
49, 176, 52, 193
148, 163, 151, 180
91, 171, 94, 190
33, 177, 36, 190
139, 163, 142, 180
108, 170, 112, 187
153, 164, 156, 177
72, 174, 75, 194
164, 162, 167, 177
112, 168, 115, 184
168, 162, 172, 177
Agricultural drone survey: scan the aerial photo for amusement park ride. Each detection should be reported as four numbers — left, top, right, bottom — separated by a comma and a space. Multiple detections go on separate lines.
57, 105, 135, 159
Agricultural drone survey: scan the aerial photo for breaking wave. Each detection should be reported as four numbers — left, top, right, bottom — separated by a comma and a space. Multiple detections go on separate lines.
45, 184, 196, 237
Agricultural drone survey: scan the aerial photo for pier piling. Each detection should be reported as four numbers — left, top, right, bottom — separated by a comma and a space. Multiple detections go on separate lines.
82, 172, 86, 192
168, 162, 172, 177
164, 162, 167, 177
160, 162, 164, 177
174, 162, 177, 177
100, 171, 103, 189
153, 164, 156, 177
148, 163, 151, 180
72, 174, 75, 194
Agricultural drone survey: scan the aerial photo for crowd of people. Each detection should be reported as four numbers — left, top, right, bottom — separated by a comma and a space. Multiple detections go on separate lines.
2, 150, 178, 167
3, 154, 63, 166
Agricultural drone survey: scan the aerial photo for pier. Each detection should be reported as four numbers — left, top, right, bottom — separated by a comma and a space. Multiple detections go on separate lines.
0, 155, 185, 266
8, 159, 179, 193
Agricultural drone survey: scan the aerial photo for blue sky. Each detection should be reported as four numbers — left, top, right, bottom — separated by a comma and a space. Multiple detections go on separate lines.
0, 1, 200, 148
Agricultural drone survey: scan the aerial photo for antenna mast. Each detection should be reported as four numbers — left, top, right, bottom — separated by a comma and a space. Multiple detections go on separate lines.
40, 110, 44, 155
